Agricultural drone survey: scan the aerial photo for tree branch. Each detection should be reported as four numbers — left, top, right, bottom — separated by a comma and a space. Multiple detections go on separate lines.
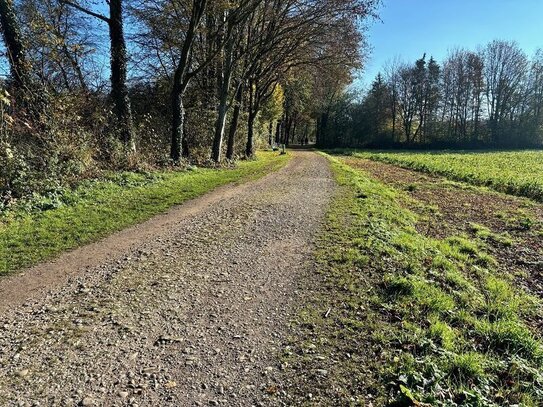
60, 0, 110, 23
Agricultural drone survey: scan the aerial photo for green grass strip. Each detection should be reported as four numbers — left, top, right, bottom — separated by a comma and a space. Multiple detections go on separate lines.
0, 152, 290, 275
347, 149, 543, 202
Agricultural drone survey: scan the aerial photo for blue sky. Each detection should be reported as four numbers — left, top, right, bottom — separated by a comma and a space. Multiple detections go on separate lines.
360, 0, 543, 88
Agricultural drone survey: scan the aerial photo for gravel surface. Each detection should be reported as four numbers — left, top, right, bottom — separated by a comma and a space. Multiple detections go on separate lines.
0, 151, 335, 406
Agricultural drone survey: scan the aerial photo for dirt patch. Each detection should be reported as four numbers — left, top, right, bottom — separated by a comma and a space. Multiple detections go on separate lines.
0, 151, 336, 406
344, 157, 543, 307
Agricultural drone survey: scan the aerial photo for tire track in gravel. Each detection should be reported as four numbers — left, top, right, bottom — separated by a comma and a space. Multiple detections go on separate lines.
0, 151, 335, 407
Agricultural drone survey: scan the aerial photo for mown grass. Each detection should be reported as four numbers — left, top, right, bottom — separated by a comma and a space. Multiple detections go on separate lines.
0, 152, 290, 275
350, 150, 543, 202
285, 153, 543, 406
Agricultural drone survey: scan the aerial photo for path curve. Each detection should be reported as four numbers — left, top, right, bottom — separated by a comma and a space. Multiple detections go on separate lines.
0, 151, 335, 406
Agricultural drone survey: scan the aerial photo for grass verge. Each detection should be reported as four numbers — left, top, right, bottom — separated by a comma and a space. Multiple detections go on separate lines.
282, 153, 543, 406
0, 151, 290, 275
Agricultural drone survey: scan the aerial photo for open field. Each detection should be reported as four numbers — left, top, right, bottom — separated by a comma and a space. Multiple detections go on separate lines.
282, 153, 543, 406
0, 152, 290, 275
352, 150, 543, 202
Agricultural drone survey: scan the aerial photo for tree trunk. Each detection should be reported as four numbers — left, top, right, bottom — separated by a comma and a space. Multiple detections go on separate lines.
109, 0, 134, 149
211, 23, 235, 163
245, 110, 256, 158
212, 98, 228, 162
0, 0, 32, 90
226, 83, 243, 160
0, 0, 48, 122
170, 79, 185, 162
391, 88, 396, 140
291, 121, 297, 146
62, 44, 87, 91
268, 121, 273, 146
168, 0, 206, 162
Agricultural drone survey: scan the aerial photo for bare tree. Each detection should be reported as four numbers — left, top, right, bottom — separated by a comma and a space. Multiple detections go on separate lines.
62, 0, 134, 148
483, 40, 528, 144
19, 0, 92, 92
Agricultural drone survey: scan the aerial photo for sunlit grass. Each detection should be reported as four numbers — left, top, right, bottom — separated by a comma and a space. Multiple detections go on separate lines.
0, 152, 290, 275
286, 153, 543, 405
352, 150, 543, 201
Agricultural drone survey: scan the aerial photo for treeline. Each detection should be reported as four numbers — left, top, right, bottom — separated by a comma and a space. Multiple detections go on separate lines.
319, 40, 543, 149
0, 0, 377, 205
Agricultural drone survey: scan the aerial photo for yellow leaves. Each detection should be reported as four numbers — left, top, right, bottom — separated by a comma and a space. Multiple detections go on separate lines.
0, 89, 13, 128
3, 147, 14, 160
261, 84, 285, 121
0, 90, 11, 106
4, 114, 14, 127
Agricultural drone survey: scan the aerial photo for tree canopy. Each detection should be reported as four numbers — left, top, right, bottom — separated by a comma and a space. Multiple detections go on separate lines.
0, 0, 378, 205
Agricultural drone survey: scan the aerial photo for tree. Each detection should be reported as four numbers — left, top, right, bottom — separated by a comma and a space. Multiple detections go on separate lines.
211, 0, 261, 162
383, 57, 402, 142
365, 73, 389, 139
325, 39, 543, 149
134, 0, 259, 162
62, 0, 134, 148
483, 40, 528, 145
168, 0, 207, 162
19, 0, 91, 92
397, 62, 417, 143
0, 0, 32, 90
260, 84, 284, 147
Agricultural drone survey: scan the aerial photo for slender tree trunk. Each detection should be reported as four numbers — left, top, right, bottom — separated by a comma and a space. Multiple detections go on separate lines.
57, 60, 72, 91
109, 0, 134, 149
245, 110, 256, 158
275, 120, 281, 144
245, 81, 257, 158
391, 88, 396, 140
169, 0, 206, 162
268, 121, 273, 146
211, 23, 235, 163
170, 79, 185, 162
62, 44, 87, 91
283, 111, 289, 144
474, 96, 481, 142
284, 118, 293, 146
212, 98, 228, 162
226, 83, 243, 160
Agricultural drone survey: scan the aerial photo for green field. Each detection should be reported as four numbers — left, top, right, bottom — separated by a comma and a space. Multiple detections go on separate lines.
0, 152, 289, 275
354, 150, 543, 201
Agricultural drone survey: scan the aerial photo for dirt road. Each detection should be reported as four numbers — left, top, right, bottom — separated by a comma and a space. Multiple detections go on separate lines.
0, 151, 335, 406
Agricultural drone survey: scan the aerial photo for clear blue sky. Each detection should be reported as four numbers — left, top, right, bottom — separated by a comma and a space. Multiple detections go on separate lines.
360, 0, 543, 88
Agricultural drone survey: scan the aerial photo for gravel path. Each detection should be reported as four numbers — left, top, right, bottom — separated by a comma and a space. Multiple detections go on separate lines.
0, 151, 335, 407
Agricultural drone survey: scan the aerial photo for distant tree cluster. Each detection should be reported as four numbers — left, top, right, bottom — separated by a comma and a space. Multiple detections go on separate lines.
319, 40, 543, 149
0, 0, 378, 206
